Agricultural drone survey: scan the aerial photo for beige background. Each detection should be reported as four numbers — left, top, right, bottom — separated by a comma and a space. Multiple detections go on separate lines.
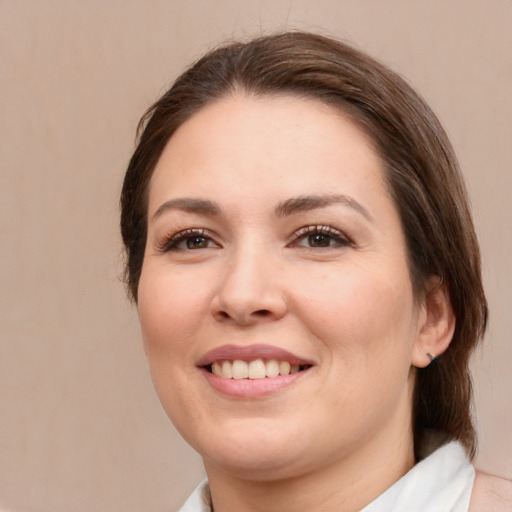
1, 1, 511, 510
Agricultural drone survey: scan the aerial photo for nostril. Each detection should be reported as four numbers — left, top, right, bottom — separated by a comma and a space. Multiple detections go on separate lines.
215, 309, 270, 320
212, 292, 287, 324
254, 309, 271, 317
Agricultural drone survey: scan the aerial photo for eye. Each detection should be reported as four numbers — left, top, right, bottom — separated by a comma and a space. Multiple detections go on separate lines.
159, 229, 220, 252
290, 225, 351, 249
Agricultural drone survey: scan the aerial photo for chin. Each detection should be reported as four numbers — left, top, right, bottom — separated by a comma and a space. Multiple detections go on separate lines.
186, 418, 312, 480
203, 448, 308, 482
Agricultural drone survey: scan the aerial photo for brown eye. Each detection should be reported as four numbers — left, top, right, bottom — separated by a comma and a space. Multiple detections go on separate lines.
186, 236, 209, 249
291, 225, 350, 249
308, 233, 332, 247
160, 228, 220, 252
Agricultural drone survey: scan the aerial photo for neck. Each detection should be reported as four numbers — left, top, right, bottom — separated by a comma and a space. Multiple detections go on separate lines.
204, 421, 415, 512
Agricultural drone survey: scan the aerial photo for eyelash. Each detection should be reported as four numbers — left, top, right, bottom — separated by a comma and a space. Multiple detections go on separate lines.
158, 225, 351, 253
158, 228, 219, 252
290, 225, 351, 249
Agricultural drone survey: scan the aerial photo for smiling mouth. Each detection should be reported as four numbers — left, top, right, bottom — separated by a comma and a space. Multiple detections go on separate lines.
207, 359, 312, 380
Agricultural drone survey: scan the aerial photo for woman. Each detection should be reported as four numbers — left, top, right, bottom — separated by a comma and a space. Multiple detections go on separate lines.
120, 32, 511, 511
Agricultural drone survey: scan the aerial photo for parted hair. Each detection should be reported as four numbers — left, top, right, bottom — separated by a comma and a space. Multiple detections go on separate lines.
120, 31, 488, 459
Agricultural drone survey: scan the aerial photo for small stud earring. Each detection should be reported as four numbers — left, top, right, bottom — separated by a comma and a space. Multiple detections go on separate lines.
427, 352, 437, 363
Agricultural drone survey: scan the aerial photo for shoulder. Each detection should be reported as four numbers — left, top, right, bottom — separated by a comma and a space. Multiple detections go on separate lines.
469, 469, 512, 512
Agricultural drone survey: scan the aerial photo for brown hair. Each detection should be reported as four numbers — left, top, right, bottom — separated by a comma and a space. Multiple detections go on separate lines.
120, 31, 488, 458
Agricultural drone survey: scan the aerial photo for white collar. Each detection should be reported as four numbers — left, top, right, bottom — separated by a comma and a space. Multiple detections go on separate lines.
361, 440, 474, 511
178, 479, 211, 512
179, 440, 474, 511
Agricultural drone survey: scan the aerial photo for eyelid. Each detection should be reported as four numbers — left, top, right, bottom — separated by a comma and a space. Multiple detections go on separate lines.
288, 225, 352, 248
157, 228, 220, 252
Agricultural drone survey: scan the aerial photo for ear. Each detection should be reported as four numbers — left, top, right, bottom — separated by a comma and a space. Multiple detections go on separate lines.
412, 276, 456, 368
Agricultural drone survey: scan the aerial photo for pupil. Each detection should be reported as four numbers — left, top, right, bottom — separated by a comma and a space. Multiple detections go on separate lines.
187, 236, 207, 249
309, 234, 330, 247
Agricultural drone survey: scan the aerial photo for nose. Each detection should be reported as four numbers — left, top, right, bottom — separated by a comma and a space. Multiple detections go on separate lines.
211, 245, 288, 326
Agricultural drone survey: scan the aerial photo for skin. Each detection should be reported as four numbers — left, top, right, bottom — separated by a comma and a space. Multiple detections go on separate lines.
469, 471, 512, 511
137, 94, 456, 511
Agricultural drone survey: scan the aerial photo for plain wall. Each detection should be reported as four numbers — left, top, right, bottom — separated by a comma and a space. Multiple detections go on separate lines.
1, 1, 511, 510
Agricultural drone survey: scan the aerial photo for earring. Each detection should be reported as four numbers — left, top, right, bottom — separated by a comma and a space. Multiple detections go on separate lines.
427, 352, 437, 363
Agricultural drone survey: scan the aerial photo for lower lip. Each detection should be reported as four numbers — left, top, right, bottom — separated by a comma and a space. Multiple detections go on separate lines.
200, 368, 310, 398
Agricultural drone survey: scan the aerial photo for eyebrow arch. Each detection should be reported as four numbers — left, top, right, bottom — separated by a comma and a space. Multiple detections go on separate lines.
152, 198, 221, 220
275, 194, 373, 221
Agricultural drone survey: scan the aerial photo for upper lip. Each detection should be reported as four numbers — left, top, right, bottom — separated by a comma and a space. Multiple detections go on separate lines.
196, 344, 315, 367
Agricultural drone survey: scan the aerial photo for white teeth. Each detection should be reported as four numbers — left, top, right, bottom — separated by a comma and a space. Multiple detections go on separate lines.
210, 359, 308, 379
248, 359, 266, 379
279, 361, 291, 375
266, 359, 280, 378
212, 361, 222, 376
221, 360, 233, 378
232, 360, 249, 379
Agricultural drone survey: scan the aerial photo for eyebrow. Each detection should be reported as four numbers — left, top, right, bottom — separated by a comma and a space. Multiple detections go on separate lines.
152, 198, 221, 220
275, 194, 373, 221
151, 194, 373, 222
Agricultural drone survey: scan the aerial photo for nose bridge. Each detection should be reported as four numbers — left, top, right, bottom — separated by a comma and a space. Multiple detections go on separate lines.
213, 236, 286, 324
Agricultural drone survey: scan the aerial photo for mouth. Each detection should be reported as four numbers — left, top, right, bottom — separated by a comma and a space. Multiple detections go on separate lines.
207, 359, 312, 380
197, 344, 315, 381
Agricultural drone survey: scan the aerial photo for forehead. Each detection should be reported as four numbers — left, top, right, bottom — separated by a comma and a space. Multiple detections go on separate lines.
148, 94, 388, 210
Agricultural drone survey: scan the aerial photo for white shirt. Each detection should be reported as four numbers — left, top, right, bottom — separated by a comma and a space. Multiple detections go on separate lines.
178, 440, 475, 511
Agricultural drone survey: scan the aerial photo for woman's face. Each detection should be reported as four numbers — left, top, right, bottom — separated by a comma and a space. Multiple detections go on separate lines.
138, 94, 427, 480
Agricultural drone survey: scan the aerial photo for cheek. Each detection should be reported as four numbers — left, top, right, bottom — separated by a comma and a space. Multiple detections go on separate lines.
291, 264, 418, 362
296, 270, 418, 421
136, 265, 209, 425
137, 264, 211, 361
